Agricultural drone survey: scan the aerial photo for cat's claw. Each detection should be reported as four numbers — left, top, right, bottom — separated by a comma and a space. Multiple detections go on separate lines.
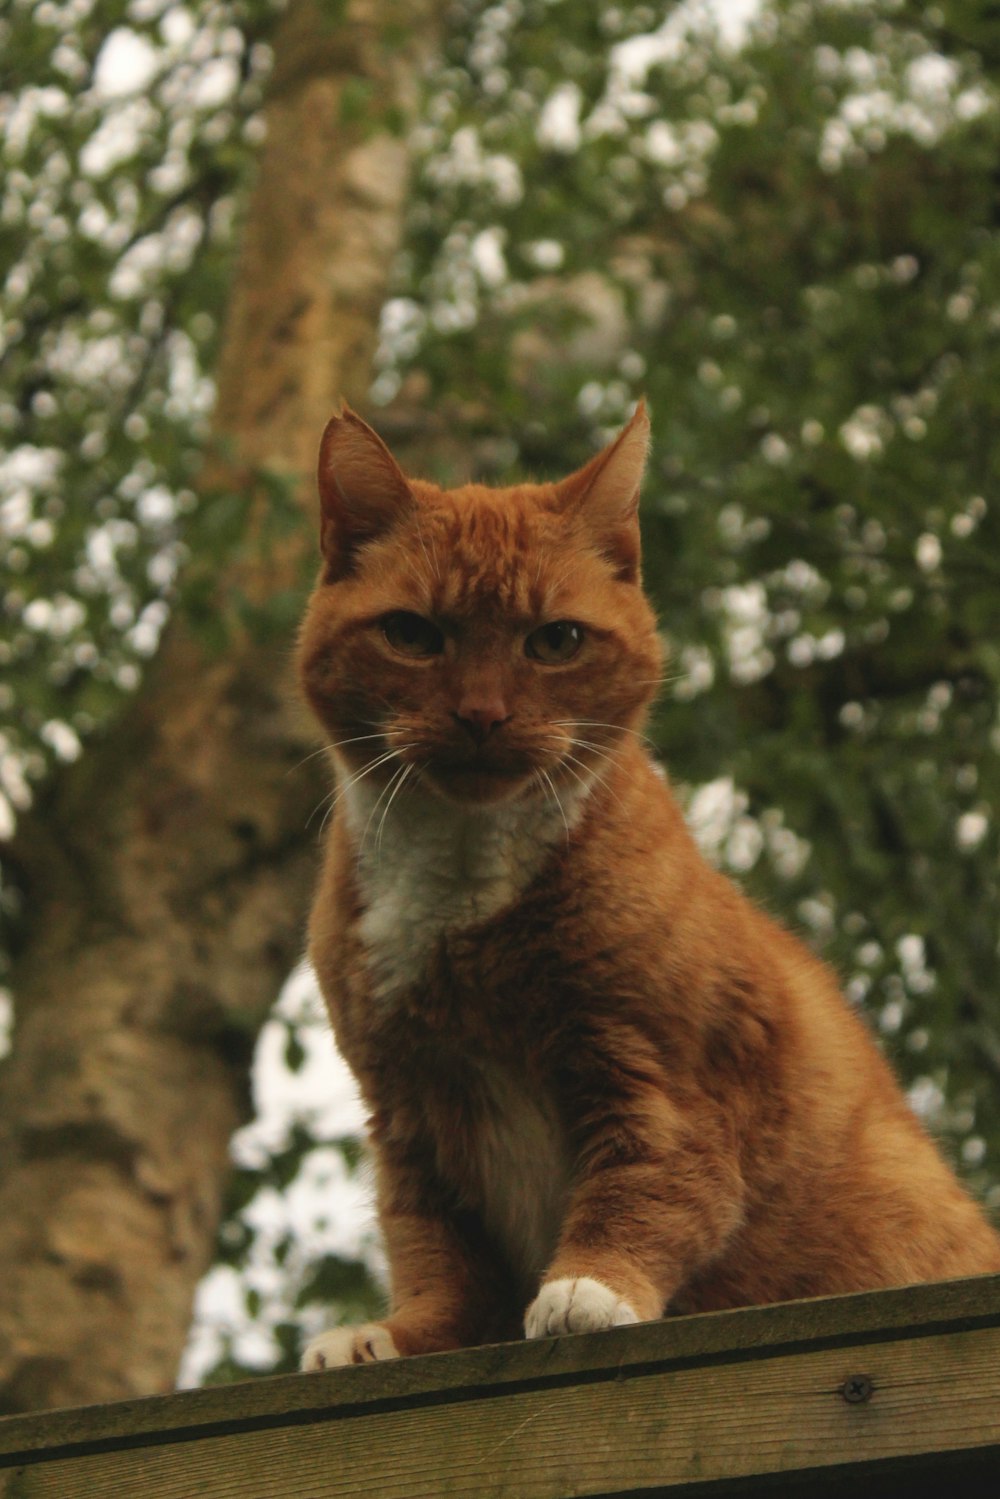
524, 1276, 639, 1339
301, 1323, 400, 1371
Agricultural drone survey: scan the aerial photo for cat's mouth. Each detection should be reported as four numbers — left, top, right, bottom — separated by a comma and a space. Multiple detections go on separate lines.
393, 723, 577, 808
420, 753, 540, 807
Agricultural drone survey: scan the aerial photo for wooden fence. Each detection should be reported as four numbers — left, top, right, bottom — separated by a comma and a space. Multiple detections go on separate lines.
1, 1273, 998, 1496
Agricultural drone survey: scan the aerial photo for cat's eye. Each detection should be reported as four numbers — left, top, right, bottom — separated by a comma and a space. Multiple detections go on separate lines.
525, 620, 584, 664
381, 611, 444, 658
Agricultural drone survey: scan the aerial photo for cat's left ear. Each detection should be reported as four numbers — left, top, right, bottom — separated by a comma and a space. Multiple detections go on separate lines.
556, 400, 650, 582
317, 404, 413, 579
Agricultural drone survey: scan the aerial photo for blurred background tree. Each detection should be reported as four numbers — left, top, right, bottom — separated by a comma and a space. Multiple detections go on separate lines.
2, 0, 999, 1401
0, 0, 443, 1408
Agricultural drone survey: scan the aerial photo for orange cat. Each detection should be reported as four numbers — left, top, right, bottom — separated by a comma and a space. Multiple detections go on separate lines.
297, 401, 1000, 1369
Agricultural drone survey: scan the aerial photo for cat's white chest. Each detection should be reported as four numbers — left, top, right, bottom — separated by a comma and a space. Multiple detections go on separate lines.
341, 775, 577, 1280
343, 778, 580, 1005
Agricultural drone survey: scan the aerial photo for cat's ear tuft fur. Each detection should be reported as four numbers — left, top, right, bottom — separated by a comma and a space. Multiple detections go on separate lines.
557, 400, 650, 582
317, 404, 413, 578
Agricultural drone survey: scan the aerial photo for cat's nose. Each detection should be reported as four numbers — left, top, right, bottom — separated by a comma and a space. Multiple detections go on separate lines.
453, 702, 511, 744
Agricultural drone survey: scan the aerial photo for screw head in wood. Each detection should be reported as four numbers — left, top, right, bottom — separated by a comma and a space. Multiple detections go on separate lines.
841, 1374, 874, 1404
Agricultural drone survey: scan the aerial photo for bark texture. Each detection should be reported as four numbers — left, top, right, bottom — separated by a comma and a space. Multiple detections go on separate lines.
0, 0, 445, 1413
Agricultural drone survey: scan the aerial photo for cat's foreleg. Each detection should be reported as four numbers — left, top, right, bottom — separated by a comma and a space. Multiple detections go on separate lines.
524, 1163, 678, 1339
526, 1076, 744, 1339
301, 1153, 502, 1369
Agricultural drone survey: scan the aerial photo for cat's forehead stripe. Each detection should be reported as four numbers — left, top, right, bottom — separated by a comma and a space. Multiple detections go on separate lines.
416, 485, 561, 615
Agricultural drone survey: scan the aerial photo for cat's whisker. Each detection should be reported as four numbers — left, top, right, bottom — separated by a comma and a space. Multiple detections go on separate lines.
375, 762, 414, 857
568, 738, 656, 798
288, 743, 336, 775
288, 731, 391, 777
360, 763, 402, 851
540, 732, 642, 811
311, 745, 410, 835
558, 750, 602, 788
552, 719, 660, 751
539, 767, 571, 847
560, 750, 630, 814
530, 768, 554, 820
543, 733, 623, 772
554, 754, 599, 805
328, 732, 390, 752
356, 748, 417, 850
563, 749, 632, 797
552, 718, 635, 734
338, 744, 407, 790
307, 787, 337, 833
560, 735, 619, 758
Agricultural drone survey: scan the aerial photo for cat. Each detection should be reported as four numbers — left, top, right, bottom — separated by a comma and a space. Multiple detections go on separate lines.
296, 400, 1000, 1369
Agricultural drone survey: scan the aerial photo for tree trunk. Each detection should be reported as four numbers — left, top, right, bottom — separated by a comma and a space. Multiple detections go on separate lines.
0, 0, 445, 1414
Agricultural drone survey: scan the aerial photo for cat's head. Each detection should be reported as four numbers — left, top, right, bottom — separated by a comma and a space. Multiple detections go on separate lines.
297, 403, 663, 809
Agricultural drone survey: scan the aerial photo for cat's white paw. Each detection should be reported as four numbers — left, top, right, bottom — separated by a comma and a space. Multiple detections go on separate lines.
300, 1323, 400, 1371
524, 1276, 639, 1339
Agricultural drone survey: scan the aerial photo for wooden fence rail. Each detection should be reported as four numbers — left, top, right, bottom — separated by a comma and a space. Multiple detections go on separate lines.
1, 1273, 998, 1497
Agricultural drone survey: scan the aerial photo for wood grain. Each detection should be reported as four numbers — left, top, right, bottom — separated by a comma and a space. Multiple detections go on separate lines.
1, 1275, 998, 1497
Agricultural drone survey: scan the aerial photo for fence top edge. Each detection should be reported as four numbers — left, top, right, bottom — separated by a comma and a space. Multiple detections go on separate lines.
2, 1271, 998, 1461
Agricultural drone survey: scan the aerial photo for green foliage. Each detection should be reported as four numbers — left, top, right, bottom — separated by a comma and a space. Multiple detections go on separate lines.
180, 462, 311, 650
0, 0, 283, 812
295, 1252, 384, 1319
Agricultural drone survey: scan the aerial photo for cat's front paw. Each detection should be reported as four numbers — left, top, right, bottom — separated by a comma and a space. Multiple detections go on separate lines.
301, 1322, 400, 1371
524, 1276, 639, 1339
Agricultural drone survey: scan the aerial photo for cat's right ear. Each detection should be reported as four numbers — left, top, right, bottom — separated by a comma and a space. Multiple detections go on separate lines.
555, 400, 650, 583
317, 404, 413, 579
